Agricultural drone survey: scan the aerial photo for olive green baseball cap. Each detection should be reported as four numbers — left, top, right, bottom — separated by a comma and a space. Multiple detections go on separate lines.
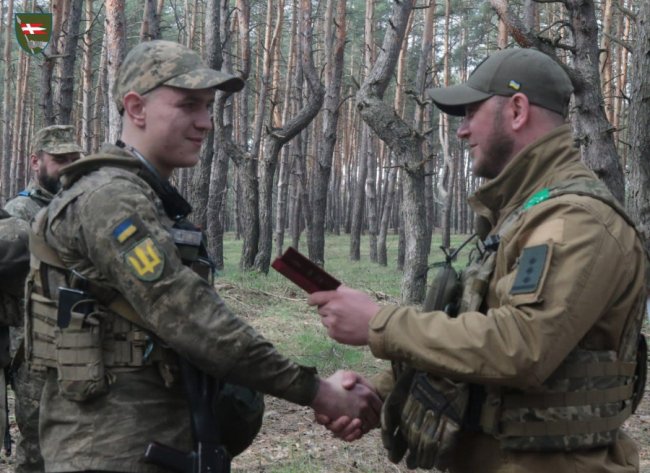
33, 125, 83, 155
428, 48, 573, 116
113, 40, 245, 113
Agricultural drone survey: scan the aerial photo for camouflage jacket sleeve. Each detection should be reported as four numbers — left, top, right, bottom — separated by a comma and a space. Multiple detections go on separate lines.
367, 195, 646, 390
0, 215, 30, 296
49, 175, 319, 406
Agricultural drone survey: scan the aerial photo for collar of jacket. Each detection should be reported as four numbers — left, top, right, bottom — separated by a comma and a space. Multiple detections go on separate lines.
468, 124, 595, 231
59, 143, 141, 189
25, 179, 55, 205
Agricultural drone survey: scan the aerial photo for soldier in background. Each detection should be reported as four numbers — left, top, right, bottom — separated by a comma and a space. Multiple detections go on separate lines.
310, 48, 646, 473
0, 211, 30, 457
4, 125, 82, 473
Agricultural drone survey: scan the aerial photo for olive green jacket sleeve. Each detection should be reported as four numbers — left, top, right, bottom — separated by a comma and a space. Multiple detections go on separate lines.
368, 195, 645, 390
49, 176, 319, 406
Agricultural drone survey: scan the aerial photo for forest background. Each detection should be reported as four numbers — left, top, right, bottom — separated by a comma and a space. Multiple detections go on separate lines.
1, 0, 650, 472
1, 0, 650, 304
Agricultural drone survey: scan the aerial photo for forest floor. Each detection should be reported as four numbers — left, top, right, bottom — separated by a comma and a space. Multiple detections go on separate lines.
0, 233, 648, 472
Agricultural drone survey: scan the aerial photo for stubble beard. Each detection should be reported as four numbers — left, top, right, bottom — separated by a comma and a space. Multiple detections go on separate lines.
480, 103, 515, 179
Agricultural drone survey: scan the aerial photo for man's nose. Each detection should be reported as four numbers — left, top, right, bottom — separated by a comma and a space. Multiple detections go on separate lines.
196, 108, 213, 130
456, 118, 469, 139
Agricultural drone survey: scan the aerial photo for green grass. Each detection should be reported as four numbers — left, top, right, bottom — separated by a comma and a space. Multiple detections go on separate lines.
217, 231, 473, 377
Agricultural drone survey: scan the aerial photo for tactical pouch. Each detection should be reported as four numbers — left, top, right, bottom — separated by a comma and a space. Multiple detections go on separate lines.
212, 383, 265, 457
381, 369, 468, 470
399, 373, 468, 470
423, 262, 460, 316
54, 289, 107, 402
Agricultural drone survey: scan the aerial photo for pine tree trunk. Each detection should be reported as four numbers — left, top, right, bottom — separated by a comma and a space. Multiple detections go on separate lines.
274, 0, 299, 258
81, 0, 94, 153
105, 0, 126, 143
626, 1, 650, 278
140, 0, 161, 41
1, 0, 14, 201
92, 33, 108, 153
309, 0, 346, 266
56, 0, 82, 125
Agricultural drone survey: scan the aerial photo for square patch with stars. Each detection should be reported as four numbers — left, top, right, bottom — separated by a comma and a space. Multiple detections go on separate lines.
510, 244, 549, 295
124, 237, 165, 281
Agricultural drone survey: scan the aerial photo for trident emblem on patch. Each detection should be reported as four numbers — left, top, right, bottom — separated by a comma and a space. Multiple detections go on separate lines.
14, 13, 52, 55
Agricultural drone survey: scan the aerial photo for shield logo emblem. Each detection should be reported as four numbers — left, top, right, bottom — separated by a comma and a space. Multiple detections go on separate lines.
14, 13, 52, 55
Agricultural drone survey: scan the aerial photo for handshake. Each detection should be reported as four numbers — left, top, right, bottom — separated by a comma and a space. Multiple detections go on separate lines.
310, 370, 382, 442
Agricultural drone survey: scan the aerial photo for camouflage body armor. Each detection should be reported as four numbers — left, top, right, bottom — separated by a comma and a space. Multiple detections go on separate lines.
382, 178, 647, 470
25, 153, 264, 459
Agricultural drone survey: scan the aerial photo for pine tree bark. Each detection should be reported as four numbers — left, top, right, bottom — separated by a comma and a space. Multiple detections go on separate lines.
57, 0, 83, 125
1, 0, 14, 201
10, 54, 29, 197
81, 0, 94, 153
308, 0, 346, 266
92, 32, 108, 153
626, 1, 650, 278
39, 0, 63, 128
356, 0, 427, 303
350, 0, 374, 262
274, 0, 299, 259
105, 0, 126, 142
140, 0, 161, 41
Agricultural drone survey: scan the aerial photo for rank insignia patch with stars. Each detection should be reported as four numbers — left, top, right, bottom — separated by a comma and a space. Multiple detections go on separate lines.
124, 237, 165, 281
510, 244, 549, 295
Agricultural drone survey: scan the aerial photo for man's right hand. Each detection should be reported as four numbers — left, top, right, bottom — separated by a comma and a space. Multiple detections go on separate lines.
310, 370, 382, 441
312, 371, 382, 441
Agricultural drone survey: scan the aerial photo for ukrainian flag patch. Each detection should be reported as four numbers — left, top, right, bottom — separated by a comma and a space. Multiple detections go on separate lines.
113, 218, 138, 244
508, 80, 521, 91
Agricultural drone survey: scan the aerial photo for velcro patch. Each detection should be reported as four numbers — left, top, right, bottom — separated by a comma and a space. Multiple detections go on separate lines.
510, 245, 549, 295
113, 217, 138, 244
124, 237, 165, 281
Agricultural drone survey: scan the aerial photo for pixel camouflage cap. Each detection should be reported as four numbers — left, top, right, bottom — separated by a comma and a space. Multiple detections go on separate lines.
33, 125, 83, 155
427, 48, 573, 116
113, 40, 245, 113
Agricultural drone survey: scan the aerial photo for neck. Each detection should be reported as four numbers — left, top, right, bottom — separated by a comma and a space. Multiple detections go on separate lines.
119, 128, 172, 179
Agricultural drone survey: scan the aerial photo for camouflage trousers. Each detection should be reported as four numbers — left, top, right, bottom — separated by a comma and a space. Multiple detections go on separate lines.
13, 355, 46, 473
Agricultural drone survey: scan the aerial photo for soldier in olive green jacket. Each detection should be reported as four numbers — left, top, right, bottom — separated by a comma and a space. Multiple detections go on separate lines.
310, 48, 646, 473
25, 40, 381, 473
3, 125, 82, 473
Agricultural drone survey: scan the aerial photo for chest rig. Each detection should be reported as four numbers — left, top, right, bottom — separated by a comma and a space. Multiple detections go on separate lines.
382, 178, 647, 469
23, 153, 211, 402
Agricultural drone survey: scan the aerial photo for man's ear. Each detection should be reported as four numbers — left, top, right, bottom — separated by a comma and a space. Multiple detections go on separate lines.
122, 92, 147, 126
30, 153, 40, 173
510, 93, 531, 131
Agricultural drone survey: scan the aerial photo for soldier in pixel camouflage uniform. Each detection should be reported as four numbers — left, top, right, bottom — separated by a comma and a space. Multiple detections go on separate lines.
24, 40, 381, 473
4, 125, 82, 473
0, 211, 31, 456
310, 48, 646, 473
